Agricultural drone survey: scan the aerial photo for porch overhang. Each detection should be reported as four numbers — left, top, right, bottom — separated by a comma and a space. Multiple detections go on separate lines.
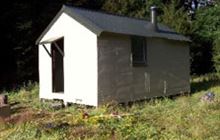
39, 36, 64, 57
39, 36, 63, 45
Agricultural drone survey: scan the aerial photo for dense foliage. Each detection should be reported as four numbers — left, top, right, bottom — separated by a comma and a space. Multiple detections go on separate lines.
161, 0, 192, 35
0, 0, 220, 88
102, 0, 164, 19
191, 4, 220, 74
1, 0, 66, 89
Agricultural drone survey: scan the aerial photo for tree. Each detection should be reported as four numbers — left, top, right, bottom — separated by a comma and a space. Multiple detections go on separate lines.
161, 0, 192, 35
213, 39, 220, 74
191, 4, 220, 74
66, 0, 105, 9
0, 0, 107, 89
192, 5, 220, 42
0, 1, 21, 89
102, 0, 163, 19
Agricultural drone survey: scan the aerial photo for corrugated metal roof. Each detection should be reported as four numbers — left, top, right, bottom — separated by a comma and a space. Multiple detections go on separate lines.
36, 5, 190, 44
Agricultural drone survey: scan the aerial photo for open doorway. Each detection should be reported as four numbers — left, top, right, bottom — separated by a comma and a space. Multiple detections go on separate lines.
51, 38, 64, 93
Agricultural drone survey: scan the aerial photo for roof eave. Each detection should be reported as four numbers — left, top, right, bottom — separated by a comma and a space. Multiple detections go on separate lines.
36, 5, 190, 45
35, 5, 103, 45
64, 6, 103, 36
35, 6, 66, 45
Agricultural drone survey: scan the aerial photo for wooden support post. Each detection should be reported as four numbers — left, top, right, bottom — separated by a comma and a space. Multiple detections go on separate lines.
42, 44, 52, 57
53, 42, 64, 56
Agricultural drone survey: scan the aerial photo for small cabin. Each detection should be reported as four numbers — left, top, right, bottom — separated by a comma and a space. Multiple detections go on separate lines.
36, 5, 190, 106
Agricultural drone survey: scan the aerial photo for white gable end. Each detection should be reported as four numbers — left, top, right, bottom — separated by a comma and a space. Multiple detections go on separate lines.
39, 12, 98, 106
40, 12, 96, 42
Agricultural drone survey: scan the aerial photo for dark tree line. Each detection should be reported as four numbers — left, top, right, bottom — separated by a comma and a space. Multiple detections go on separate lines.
0, 0, 219, 90
0, 0, 106, 90
1, 0, 63, 89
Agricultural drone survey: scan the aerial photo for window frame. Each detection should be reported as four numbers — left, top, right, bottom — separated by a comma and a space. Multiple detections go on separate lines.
131, 35, 147, 66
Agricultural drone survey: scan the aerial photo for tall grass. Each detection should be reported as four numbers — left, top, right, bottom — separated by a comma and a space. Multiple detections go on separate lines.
0, 75, 220, 140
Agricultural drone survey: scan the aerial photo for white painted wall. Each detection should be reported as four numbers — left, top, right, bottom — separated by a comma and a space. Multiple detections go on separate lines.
39, 44, 53, 99
39, 13, 98, 106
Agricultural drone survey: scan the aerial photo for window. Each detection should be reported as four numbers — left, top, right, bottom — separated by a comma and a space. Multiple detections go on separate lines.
131, 36, 147, 66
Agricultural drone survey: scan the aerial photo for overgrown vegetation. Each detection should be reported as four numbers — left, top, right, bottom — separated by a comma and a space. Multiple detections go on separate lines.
1, 75, 220, 139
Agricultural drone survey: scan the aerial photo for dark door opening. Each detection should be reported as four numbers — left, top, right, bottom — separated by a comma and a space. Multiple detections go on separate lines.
51, 38, 64, 93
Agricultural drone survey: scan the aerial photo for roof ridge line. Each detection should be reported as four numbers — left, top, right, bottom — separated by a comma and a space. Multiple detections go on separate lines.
63, 4, 150, 23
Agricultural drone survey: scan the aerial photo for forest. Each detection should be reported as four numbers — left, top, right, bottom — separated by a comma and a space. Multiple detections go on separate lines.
1, 0, 220, 89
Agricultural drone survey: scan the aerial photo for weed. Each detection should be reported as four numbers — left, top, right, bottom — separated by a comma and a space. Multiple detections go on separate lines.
0, 75, 219, 139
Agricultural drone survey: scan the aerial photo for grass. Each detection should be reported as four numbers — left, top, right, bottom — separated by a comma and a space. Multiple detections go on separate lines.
0, 75, 220, 140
